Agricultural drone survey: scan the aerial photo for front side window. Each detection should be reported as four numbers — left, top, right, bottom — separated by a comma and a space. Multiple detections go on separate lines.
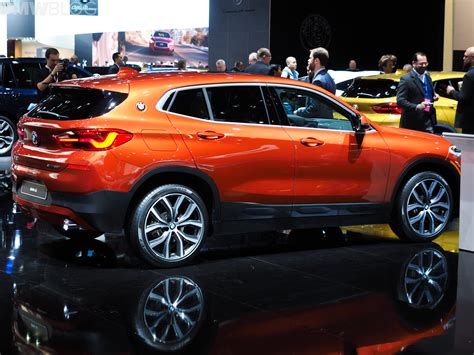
168, 89, 209, 119
274, 87, 354, 131
206, 86, 268, 125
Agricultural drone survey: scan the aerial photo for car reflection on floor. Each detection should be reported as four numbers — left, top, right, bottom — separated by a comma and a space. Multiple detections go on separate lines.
0, 198, 464, 354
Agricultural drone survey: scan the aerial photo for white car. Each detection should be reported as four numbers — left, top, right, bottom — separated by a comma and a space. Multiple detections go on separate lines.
328, 70, 380, 96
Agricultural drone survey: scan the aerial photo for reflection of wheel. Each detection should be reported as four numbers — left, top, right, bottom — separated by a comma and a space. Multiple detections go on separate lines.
0, 116, 17, 157
390, 172, 453, 242
132, 276, 206, 352
398, 247, 448, 309
395, 246, 454, 330
129, 184, 208, 267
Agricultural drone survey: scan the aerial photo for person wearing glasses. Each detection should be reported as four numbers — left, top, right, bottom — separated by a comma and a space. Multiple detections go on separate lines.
397, 52, 438, 133
446, 47, 474, 134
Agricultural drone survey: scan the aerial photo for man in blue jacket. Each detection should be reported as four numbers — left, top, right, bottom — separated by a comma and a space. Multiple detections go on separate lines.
295, 47, 336, 118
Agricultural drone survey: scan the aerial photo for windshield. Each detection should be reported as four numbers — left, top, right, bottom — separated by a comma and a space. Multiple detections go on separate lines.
153, 32, 171, 38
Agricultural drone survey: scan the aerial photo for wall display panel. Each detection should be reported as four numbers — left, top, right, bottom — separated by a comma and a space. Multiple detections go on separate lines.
270, 0, 445, 73
33, 0, 209, 67
92, 28, 208, 67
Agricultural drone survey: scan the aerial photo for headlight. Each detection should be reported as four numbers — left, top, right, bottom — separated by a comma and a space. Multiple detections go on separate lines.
449, 145, 462, 158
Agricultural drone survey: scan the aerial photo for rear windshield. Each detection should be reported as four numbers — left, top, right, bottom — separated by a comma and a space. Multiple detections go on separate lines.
342, 79, 398, 99
28, 87, 128, 120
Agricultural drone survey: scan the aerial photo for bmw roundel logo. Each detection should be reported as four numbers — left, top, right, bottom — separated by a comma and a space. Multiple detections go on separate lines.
136, 102, 147, 112
31, 131, 40, 146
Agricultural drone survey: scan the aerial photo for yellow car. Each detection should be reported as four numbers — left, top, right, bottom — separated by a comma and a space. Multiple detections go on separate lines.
341, 71, 464, 133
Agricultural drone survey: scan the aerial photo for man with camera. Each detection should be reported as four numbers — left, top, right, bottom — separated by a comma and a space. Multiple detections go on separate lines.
36, 48, 74, 102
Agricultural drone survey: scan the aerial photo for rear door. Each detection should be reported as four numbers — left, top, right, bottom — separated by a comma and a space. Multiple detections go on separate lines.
164, 84, 294, 217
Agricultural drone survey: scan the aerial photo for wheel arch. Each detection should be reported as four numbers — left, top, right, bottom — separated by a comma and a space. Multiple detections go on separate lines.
389, 158, 460, 216
125, 166, 221, 232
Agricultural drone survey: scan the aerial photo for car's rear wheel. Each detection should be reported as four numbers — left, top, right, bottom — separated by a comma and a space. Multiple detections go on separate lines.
129, 184, 208, 268
0, 116, 17, 157
390, 172, 453, 242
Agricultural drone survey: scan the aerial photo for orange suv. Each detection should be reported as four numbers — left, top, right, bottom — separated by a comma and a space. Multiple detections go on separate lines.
11, 69, 461, 267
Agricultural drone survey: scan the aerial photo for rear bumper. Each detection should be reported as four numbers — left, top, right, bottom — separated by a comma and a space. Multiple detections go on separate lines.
13, 182, 132, 233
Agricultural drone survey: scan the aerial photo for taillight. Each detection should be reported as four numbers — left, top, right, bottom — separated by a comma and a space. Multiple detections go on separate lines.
53, 129, 133, 150
372, 102, 402, 114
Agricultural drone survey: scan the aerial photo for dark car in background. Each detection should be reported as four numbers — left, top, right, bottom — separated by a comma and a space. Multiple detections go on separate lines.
149, 31, 175, 55
0, 58, 93, 157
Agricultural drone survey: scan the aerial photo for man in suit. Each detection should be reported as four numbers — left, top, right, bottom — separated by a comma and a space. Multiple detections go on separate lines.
108, 52, 124, 74
397, 52, 438, 133
295, 47, 336, 119
244, 48, 273, 75
306, 47, 336, 94
447, 46, 474, 134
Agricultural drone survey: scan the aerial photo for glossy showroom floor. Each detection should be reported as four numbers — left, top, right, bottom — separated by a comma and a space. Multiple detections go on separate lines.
0, 194, 473, 354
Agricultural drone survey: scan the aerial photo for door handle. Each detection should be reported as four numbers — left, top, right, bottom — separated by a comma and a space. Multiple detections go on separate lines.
300, 137, 324, 147
197, 131, 225, 140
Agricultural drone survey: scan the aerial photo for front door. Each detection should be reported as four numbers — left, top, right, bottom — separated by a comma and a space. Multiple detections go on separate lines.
270, 86, 391, 207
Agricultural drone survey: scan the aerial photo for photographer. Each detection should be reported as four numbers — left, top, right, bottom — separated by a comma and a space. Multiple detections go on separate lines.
36, 48, 75, 102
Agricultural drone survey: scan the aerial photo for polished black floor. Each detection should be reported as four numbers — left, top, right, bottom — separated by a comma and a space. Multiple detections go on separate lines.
0, 194, 473, 354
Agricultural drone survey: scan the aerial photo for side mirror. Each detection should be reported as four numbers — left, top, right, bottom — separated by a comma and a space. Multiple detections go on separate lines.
354, 116, 370, 132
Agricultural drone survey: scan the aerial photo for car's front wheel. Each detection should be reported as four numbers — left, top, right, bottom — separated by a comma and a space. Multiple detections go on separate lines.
0, 116, 17, 157
129, 184, 208, 268
390, 172, 453, 242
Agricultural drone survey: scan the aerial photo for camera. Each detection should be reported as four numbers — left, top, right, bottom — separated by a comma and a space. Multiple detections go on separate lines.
59, 58, 70, 70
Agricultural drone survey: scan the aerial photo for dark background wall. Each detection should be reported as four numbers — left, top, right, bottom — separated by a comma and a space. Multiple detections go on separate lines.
270, 0, 446, 73
209, 0, 270, 70
75, 34, 93, 67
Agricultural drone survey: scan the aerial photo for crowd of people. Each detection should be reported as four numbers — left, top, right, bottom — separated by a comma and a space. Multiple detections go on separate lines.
213, 47, 474, 135
36, 45, 474, 135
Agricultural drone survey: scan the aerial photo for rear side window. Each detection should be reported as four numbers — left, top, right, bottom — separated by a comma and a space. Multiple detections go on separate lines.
28, 87, 127, 120
168, 88, 209, 119
11, 62, 42, 89
206, 86, 268, 124
343, 79, 397, 98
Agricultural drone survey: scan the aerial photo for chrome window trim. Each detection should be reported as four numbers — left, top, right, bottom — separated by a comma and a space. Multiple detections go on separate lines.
155, 82, 375, 133
157, 83, 270, 126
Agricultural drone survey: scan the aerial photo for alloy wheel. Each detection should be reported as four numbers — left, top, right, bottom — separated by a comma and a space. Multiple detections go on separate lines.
406, 179, 451, 237
141, 193, 205, 262
0, 118, 15, 155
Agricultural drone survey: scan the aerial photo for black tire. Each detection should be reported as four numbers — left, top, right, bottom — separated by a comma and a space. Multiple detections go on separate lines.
129, 184, 208, 268
0, 116, 17, 157
390, 171, 453, 242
